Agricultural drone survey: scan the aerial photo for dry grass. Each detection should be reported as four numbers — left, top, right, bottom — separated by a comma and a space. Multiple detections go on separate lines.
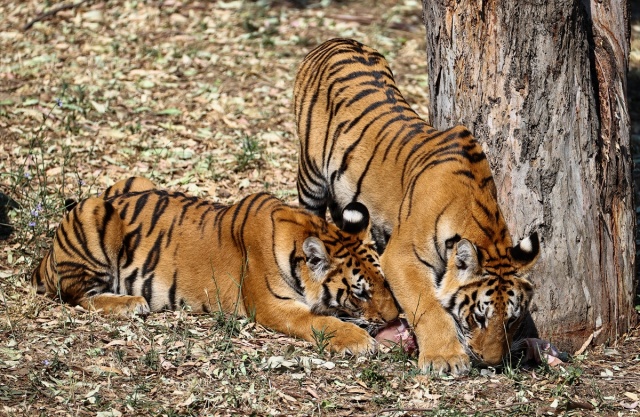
1, 1, 639, 416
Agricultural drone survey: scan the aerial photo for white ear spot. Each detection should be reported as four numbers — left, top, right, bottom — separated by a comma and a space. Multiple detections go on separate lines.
342, 209, 364, 224
519, 237, 532, 253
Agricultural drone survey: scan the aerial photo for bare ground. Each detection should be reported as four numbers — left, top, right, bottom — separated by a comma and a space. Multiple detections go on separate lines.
0, 1, 639, 416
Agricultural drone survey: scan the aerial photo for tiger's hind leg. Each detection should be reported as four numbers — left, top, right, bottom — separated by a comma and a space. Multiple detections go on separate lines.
102, 176, 156, 199
42, 197, 148, 315
62, 177, 157, 214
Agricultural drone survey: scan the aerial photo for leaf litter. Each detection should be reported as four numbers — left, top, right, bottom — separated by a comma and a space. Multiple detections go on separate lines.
0, 0, 639, 416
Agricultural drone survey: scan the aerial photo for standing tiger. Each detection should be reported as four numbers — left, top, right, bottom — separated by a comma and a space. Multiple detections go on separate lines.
31, 177, 399, 354
294, 38, 540, 374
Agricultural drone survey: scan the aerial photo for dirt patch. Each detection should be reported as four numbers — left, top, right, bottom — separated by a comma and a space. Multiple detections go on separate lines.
0, 0, 638, 415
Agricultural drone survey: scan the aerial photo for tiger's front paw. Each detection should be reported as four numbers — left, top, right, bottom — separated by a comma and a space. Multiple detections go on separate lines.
327, 326, 377, 355
83, 294, 151, 316
418, 347, 470, 376
120, 296, 151, 315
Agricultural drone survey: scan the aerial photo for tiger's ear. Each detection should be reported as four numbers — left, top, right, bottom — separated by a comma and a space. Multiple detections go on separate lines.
454, 239, 480, 281
340, 202, 370, 237
509, 232, 540, 271
303, 236, 330, 278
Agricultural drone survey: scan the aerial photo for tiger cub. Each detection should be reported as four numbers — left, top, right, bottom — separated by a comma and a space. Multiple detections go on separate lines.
294, 38, 540, 374
31, 177, 399, 354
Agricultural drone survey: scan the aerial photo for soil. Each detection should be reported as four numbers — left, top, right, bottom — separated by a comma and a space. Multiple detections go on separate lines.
0, 1, 638, 416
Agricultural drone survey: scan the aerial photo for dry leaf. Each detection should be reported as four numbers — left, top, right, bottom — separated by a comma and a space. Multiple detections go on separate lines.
104, 340, 127, 348
306, 387, 319, 399
277, 391, 297, 403
621, 401, 639, 410
177, 394, 196, 408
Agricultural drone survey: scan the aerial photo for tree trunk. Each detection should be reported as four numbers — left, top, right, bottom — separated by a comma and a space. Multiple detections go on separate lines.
422, 0, 636, 352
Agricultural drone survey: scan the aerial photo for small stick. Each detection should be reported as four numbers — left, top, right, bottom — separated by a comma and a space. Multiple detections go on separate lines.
374, 407, 434, 415
23, 0, 93, 31
374, 401, 532, 416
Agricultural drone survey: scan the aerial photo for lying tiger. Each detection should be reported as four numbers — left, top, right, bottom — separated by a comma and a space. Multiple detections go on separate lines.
31, 177, 399, 354
294, 38, 540, 374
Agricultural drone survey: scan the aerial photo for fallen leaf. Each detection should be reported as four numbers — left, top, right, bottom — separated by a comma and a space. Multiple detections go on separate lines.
177, 394, 196, 408
84, 386, 101, 399
91, 100, 107, 114
0, 348, 22, 361
277, 391, 297, 403
625, 392, 639, 402
46, 167, 62, 176
156, 108, 182, 116
621, 401, 639, 410
82, 10, 103, 22
574, 328, 602, 356
102, 129, 127, 140
96, 410, 122, 417
566, 399, 595, 411
239, 178, 251, 189
104, 340, 127, 348
139, 80, 155, 89
160, 358, 176, 370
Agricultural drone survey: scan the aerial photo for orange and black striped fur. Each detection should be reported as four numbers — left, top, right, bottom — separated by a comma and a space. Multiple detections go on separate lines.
294, 39, 540, 374
32, 177, 399, 354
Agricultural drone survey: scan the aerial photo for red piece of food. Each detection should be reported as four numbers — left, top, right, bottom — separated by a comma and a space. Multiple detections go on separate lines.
374, 318, 417, 354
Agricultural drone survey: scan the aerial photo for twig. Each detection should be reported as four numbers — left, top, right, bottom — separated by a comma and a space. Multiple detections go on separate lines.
23, 0, 93, 31
590, 375, 640, 382
479, 401, 533, 413
374, 407, 434, 416
374, 401, 532, 416
574, 328, 602, 356
32, 291, 62, 307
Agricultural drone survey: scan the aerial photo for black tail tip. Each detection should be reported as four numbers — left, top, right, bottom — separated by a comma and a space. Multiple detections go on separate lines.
340, 202, 370, 235
510, 232, 540, 264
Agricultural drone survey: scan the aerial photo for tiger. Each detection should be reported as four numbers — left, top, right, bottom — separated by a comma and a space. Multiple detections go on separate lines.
31, 176, 399, 354
294, 38, 540, 374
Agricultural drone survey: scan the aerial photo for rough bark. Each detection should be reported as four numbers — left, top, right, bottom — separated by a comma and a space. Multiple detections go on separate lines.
422, 0, 636, 352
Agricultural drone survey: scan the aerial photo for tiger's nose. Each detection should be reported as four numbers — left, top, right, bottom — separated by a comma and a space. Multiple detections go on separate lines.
381, 303, 400, 322
478, 343, 508, 366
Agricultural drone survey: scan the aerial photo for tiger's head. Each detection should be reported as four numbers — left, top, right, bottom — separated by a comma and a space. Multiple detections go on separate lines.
298, 202, 399, 327
437, 233, 540, 366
